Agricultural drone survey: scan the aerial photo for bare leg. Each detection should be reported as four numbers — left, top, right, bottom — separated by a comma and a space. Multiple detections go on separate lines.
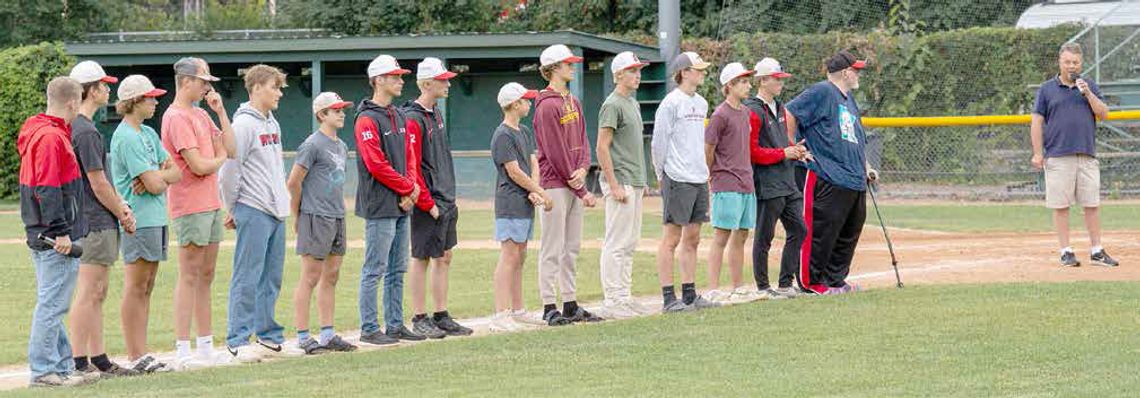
317, 255, 343, 328
657, 224, 682, 287
1053, 208, 1071, 249
707, 228, 731, 291
493, 242, 518, 313
728, 229, 750, 288
1084, 207, 1102, 248
121, 261, 158, 360
511, 243, 527, 311
680, 223, 702, 285
431, 251, 452, 313
410, 257, 430, 315
293, 255, 324, 334
70, 264, 110, 359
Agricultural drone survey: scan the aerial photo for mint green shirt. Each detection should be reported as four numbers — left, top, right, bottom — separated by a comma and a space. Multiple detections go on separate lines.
110, 122, 170, 228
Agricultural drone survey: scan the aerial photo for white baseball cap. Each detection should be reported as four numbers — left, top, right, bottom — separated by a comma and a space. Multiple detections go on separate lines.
539, 44, 584, 67
69, 60, 118, 85
754, 58, 792, 79
312, 92, 353, 114
611, 51, 650, 74
367, 54, 411, 78
117, 75, 166, 101
719, 62, 755, 86
416, 57, 458, 80
497, 82, 538, 108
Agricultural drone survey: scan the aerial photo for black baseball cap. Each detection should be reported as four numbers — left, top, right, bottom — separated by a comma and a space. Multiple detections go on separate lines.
826, 50, 867, 73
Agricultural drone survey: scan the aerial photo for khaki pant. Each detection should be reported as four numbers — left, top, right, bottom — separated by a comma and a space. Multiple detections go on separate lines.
599, 181, 643, 305
1044, 154, 1101, 209
539, 188, 585, 305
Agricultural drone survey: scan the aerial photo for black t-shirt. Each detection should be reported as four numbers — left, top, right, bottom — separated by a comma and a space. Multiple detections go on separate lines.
491, 123, 537, 219
71, 115, 118, 232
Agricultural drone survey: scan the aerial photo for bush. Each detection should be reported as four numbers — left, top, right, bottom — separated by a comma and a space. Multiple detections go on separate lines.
0, 43, 75, 200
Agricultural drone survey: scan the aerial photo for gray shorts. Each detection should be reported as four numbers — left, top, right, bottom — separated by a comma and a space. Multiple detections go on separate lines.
80, 228, 120, 266
296, 213, 347, 260
121, 226, 168, 263
661, 175, 710, 225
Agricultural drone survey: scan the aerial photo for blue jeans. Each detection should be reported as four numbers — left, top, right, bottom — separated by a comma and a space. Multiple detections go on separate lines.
359, 216, 409, 335
226, 203, 286, 348
28, 248, 79, 380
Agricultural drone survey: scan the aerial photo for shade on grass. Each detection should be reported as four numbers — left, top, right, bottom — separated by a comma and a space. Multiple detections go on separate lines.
13, 282, 1140, 397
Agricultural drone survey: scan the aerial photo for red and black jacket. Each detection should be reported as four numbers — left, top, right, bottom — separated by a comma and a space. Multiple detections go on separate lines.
402, 100, 456, 213
353, 99, 418, 219
18, 114, 88, 250
743, 97, 800, 200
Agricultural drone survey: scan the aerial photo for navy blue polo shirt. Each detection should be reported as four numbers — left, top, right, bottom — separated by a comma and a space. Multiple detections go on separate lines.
1034, 76, 1102, 158
787, 81, 867, 192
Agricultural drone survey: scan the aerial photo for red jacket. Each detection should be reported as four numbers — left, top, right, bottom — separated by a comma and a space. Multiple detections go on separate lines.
18, 113, 87, 250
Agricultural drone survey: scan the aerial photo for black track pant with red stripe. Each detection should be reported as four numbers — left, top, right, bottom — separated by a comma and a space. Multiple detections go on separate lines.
799, 171, 866, 294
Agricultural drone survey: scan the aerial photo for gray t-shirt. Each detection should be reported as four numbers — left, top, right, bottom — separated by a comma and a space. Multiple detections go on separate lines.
72, 114, 118, 232
295, 131, 348, 218
491, 123, 537, 219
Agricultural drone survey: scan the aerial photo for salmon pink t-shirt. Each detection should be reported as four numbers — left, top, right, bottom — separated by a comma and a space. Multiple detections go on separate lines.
161, 105, 223, 218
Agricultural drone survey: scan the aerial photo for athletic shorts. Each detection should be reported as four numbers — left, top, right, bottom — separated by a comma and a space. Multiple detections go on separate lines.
710, 192, 757, 230
121, 226, 168, 263
172, 209, 224, 247
80, 228, 119, 266
1044, 154, 1101, 209
411, 206, 459, 259
661, 175, 710, 225
296, 213, 347, 260
495, 218, 534, 243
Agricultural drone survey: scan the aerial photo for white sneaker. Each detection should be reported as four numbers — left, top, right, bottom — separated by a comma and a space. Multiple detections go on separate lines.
489, 311, 522, 332
128, 354, 173, 373
30, 373, 89, 388
729, 287, 763, 303
757, 288, 788, 300
597, 301, 638, 319
173, 355, 210, 371
703, 289, 732, 304
204, 350, 234, 366
510, 309, 547, 326
227, 345, 263, 364
622, 299, 656, 316
253, 339, 304, 359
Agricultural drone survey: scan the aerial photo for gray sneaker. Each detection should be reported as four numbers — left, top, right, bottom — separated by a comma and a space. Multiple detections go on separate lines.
299, 337, 326, 355
359, 331, 399, 346
663, 299, 693, 313
772, 287, 800, 299
1091, 250, 1119, 267
412, 317, 447, 339
30, 373, 89, 388
689, 295, 722, 310
322, 335, 358, 352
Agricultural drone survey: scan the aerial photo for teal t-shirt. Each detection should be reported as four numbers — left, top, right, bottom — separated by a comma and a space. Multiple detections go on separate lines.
110, 122, 170, 228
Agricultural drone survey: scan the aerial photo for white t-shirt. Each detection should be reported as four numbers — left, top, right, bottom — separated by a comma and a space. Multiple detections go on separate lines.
651, 88, 710, 184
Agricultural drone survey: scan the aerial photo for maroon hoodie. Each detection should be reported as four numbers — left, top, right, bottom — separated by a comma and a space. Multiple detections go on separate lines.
533, 87, 590, 198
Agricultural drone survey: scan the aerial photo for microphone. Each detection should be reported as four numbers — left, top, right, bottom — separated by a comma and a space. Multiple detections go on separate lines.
38, 234, 84, 258
1069, 72, 1088, 94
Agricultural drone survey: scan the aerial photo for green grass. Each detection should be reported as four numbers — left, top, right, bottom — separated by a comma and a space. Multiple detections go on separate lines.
859, 202, 1140, 233
11, 282, 1140, 397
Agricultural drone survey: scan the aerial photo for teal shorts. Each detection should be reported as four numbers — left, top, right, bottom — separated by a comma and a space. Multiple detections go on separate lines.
710, 192, 757, 230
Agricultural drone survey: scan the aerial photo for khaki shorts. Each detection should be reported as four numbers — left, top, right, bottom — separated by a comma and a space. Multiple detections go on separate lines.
172, 209, 225, 247
1044, 154, 1101, 209
80, 228, 119, 266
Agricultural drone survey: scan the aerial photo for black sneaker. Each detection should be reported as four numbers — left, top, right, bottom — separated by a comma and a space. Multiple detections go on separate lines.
1091, 250, 1119, 267
564, 307, 604, 323
542, 310, 572, 326
98, 362, 141, 378
1061, 251, 1081, 267
412, 317, 447, 339
359, 331, 399, 346
385, 325, 427, 341
299, 337, 326, 355
322, 335, 358, 352
433, 315, 474, 336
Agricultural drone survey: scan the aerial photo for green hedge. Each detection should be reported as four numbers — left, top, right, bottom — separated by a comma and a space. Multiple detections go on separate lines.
0, 43, 75, 200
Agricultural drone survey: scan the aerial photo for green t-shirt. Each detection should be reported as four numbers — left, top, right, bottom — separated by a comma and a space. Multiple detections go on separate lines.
598, 92, 647, 187
110, 122, 170, 228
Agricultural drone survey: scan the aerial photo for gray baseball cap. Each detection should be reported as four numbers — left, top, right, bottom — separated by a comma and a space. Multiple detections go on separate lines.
173, 57, 220, 82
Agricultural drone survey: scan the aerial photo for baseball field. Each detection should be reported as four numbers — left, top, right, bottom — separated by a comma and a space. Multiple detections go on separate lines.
1, 198, 1138, 396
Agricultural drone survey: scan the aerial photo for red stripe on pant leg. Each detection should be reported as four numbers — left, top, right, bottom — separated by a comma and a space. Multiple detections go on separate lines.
798, 171, 826, 294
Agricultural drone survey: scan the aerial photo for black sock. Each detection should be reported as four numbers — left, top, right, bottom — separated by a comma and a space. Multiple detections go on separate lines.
91, 354, 113, 372
74, 356, 88, 371
543, 304, 557, 314
682, 283, 697, 305
563, 301, 579, 315
432, 311, 449, 322
413, 313, 428, 322
662, 286, 677, 304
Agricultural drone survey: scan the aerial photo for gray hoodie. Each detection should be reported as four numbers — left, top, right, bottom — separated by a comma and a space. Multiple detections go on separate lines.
220, 102, 290, 220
